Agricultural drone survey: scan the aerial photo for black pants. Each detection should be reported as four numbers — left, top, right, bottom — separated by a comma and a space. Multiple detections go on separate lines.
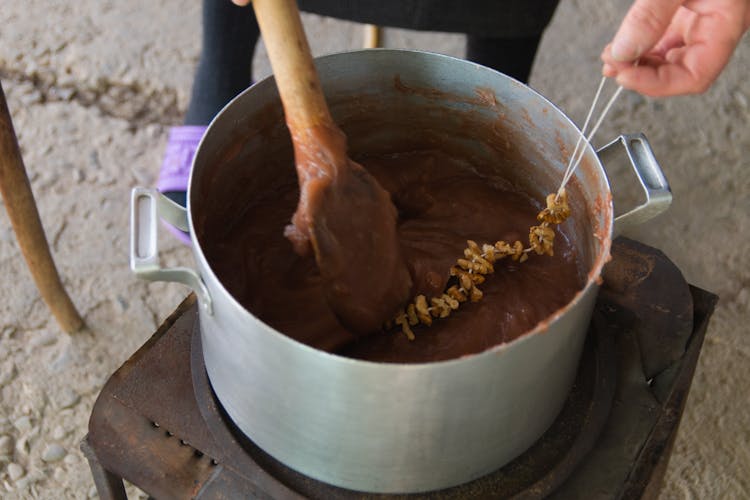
185, 0, 559, 125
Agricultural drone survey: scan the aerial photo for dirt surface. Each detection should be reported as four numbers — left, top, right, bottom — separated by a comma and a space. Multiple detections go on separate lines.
0, 1, 748, 498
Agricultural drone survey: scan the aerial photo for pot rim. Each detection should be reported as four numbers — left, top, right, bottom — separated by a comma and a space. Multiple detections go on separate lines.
186, 48, 614, 369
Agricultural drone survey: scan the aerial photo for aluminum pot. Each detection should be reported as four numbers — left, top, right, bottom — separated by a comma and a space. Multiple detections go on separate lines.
130, 49, 671, 493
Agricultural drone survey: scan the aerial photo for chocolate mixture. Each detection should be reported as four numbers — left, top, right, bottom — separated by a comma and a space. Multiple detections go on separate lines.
202, 147, 585, 363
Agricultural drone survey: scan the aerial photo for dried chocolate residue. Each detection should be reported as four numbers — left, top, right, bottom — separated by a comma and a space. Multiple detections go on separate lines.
474, 87, 498, 108
393, 76, 502, 111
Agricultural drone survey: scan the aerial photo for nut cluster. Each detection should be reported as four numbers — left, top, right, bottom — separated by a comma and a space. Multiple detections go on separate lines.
388, 189, 571, 340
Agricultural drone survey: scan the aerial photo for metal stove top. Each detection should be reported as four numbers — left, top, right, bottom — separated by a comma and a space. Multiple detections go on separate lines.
81, 238, 716, 499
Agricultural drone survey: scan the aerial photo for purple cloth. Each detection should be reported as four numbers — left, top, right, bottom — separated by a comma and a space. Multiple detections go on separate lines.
157, 126, 207, 245
157, 126, 207, 193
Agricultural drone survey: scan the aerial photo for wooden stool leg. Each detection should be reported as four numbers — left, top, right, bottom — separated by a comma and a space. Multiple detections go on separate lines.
0, 80, 84, 333
363, 24, 380, 49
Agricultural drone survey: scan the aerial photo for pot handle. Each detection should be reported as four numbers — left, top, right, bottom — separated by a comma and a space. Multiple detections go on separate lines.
596, 134, 672, 235
129, 187, 213, 315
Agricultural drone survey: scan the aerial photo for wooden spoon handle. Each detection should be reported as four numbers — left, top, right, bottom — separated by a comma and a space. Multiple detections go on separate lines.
252, 0, 335, 131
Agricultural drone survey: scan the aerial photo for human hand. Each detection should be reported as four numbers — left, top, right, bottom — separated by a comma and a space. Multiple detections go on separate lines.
601, 0, 750, 96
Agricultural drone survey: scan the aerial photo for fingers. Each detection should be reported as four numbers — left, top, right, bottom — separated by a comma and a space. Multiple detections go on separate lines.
614, 33, 737, 96
609, 0, 684, 62
601, 45, 621, 77
604, 2, 747, 96
602, 45, 666, 79
611, 61, 697, 96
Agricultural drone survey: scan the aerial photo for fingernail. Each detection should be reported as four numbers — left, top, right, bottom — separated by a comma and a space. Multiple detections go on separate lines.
611, 37, 639, 62
602, 63, 615, 77
615, 73, 629, 89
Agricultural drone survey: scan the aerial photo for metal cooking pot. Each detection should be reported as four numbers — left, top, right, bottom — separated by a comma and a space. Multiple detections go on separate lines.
130, 50, 670, 493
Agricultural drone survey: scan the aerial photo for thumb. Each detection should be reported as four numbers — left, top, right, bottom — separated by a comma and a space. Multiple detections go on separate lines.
611, 0, 683, 61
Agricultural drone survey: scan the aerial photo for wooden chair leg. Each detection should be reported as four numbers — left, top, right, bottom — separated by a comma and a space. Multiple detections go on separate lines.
363, 24, 380, 49
0, 80, 84, 333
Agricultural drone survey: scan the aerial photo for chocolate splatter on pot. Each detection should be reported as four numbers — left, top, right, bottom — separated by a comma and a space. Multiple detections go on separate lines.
130, 50, 670, 493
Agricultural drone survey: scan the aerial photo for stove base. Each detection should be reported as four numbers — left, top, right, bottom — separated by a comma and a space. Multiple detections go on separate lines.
82, 238, 716, 499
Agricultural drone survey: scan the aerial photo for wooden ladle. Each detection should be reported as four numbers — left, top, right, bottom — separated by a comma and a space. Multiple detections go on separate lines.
252, 0, 413, 334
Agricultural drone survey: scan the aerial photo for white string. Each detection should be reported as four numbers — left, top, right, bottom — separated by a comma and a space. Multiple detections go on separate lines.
557, 78, 625, 196
558, 76, 606, 193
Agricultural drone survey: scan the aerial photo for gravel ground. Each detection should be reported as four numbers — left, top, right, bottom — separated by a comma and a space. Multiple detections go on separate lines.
0, 1, 748, 498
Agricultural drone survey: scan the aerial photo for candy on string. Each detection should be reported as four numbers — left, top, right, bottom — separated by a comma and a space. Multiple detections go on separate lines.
388, 190, 571, 340
387, 76, 624, 340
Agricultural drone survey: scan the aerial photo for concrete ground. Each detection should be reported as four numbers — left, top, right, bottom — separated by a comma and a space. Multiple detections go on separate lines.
0, 1, 747, 498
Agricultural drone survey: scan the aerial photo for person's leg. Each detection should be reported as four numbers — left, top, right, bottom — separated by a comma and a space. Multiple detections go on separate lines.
184, 0, 260, 125
465, 34, 543, 84
159, 0, 259, 242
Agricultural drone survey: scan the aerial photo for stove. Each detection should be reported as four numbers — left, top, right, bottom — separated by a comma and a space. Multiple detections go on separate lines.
81, 237, 716, 499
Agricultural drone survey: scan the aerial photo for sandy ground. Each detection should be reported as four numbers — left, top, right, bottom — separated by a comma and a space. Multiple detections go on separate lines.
0, 1, 747, 498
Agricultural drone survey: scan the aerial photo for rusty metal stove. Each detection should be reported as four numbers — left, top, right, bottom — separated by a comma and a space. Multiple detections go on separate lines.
81, 238, 717, 499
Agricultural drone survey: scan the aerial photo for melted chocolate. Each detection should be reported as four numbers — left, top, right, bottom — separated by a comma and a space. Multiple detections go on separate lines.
201, 148, 584, 363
